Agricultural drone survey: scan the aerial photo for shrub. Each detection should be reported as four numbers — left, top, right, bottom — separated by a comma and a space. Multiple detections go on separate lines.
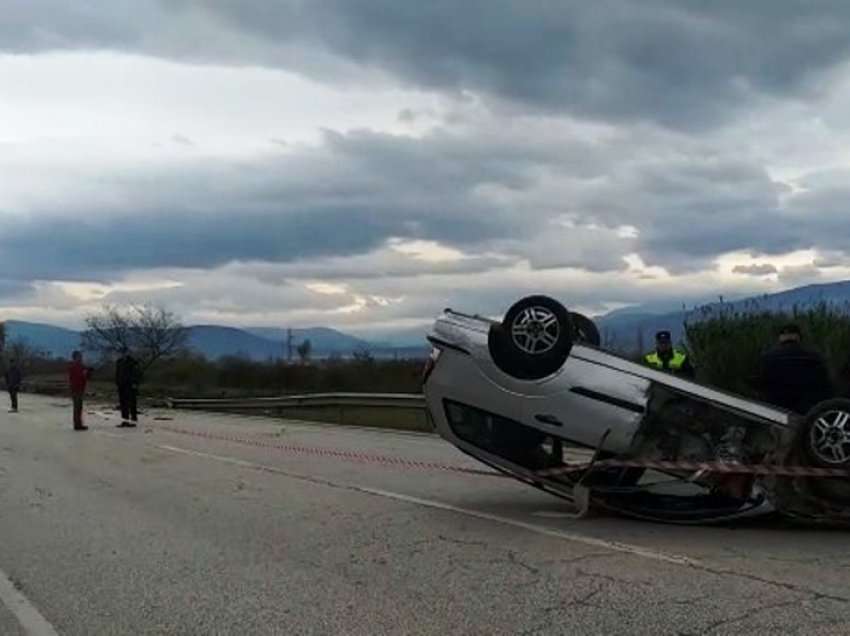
684, 301, 850, 398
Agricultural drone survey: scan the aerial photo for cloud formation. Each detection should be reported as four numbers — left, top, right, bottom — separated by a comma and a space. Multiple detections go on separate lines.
4, 3, 850, 334
733, 264, 779, 276
0, 121, 801, 281
8, 2, 850, 129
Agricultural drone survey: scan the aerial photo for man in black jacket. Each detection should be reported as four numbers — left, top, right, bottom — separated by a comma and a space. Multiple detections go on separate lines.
4, 359, 21, 413
115, 348, 141, 427
757, 324, 833, 414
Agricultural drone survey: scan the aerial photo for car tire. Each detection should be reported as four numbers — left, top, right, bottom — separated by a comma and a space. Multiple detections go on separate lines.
780, 443, 850, 507
570, 312, 601, 346
488, 295, 573, 380
801, 398, 850, 468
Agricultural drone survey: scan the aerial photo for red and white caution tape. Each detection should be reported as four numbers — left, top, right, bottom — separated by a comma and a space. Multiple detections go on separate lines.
91, 410, 504, 478
537, 458, 850, 479
91, 410, 849, 481
157, 423, 507, 477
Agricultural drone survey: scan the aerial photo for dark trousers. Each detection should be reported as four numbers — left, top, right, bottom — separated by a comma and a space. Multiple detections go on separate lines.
8, 389, 18, 411
118, 385, 138, 421
72, 393, 84, 428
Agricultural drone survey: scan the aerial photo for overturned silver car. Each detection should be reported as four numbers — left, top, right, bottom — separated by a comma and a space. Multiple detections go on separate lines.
423, 295, 850, 524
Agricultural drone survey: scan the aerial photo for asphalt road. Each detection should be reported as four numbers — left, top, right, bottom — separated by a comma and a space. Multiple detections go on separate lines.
0, 394, 848, 635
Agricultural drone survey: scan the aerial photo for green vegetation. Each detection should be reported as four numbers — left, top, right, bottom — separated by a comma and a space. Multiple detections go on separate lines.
21, 351, 424, 402
684, 301, 850, 398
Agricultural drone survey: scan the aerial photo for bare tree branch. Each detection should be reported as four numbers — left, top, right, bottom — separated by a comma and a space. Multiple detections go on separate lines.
5, 338, 37, 371
82, 304, 188, 378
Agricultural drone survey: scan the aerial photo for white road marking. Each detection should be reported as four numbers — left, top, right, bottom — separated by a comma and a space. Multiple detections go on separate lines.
531, 511, 581, 519
157, 443, 702, 568
0, 567, 60, 636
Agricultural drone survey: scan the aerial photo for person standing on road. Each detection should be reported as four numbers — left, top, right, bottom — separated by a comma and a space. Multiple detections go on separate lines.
4, 359, 21, 413
757, 323, 833, 414
68, 351, 93, 431
115, 348, 140, 427
643, 331, 695, 379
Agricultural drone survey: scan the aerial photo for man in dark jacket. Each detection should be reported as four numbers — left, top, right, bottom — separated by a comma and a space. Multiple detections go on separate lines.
4, 359, 21, 413
757, 324, 833, 414
115, 348, 141, 427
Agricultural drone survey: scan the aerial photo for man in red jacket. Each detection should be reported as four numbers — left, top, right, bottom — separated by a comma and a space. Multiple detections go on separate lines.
68, 351, 93, 431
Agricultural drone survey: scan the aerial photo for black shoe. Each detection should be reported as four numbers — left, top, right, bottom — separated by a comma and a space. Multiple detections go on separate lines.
127, 421, 138, 427
74, 425, 89, 431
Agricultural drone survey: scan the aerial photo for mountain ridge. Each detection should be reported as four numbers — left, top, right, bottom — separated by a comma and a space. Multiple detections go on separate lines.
1, 321, 428, 361
596, 280, 850, 351
6, 279, 850, 359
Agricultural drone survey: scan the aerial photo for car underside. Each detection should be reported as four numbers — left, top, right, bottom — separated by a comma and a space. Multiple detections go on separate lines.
424, 295, 850, 525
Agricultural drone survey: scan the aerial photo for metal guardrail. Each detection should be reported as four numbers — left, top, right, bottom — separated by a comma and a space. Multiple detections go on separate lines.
168, 392, 426, 410
167, 392, 430, 430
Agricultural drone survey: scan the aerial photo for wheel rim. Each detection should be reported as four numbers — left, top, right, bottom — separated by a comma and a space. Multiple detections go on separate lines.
511, 306, 560, 355
809, 409, 850, 465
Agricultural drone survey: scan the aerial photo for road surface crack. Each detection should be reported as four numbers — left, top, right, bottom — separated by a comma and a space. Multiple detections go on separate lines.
684, 598, 808, 635
689, 563, 850, 606
539, 551, 619, 566
523, 586, 607, 635
507, 550, 540, 575
575, 567, 653, 588
434, 534, 489, 548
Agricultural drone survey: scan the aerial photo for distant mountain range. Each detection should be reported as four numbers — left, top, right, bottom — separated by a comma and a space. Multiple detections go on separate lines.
6, 279, 850, 360
3, 321, 82, 358
596, 280, 850, 352
244, 327, 373, 353
1, 321, 429, 361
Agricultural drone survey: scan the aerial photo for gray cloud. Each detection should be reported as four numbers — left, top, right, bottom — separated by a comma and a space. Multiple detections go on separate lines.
0, 280, 32, 300
814, 252, 850, 268
7, 1, 850, 333
6, 2, 850, 129
0, 1, 153, 53
397, 109, 416, 124
3, 120, 849, 285
733, 264, 779, 276
171, 133, 195, 147
39, 257, 754, 332
779, 263, 822, 285
0, 127, 545, 281
551, 149, 841, 272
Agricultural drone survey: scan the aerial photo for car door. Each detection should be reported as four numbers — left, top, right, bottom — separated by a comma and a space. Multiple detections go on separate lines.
520, 351, 650, 453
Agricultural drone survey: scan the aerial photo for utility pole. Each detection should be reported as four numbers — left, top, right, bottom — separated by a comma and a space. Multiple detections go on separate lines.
286, 328, 293, 362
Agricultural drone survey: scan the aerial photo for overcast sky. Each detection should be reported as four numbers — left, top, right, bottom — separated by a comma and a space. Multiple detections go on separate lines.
3, 1, 850, 339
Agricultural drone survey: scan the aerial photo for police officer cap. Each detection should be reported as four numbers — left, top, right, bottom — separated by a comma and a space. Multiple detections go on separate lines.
655, 330, 672, 342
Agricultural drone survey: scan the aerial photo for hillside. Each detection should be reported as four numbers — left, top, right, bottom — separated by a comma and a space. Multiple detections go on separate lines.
3, 321, 82, 357
597, 280, 850, 352
186, 326, 284, 361
0, 321, 427, 361
5, 281, 850, 360
244, 327, 372, 353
